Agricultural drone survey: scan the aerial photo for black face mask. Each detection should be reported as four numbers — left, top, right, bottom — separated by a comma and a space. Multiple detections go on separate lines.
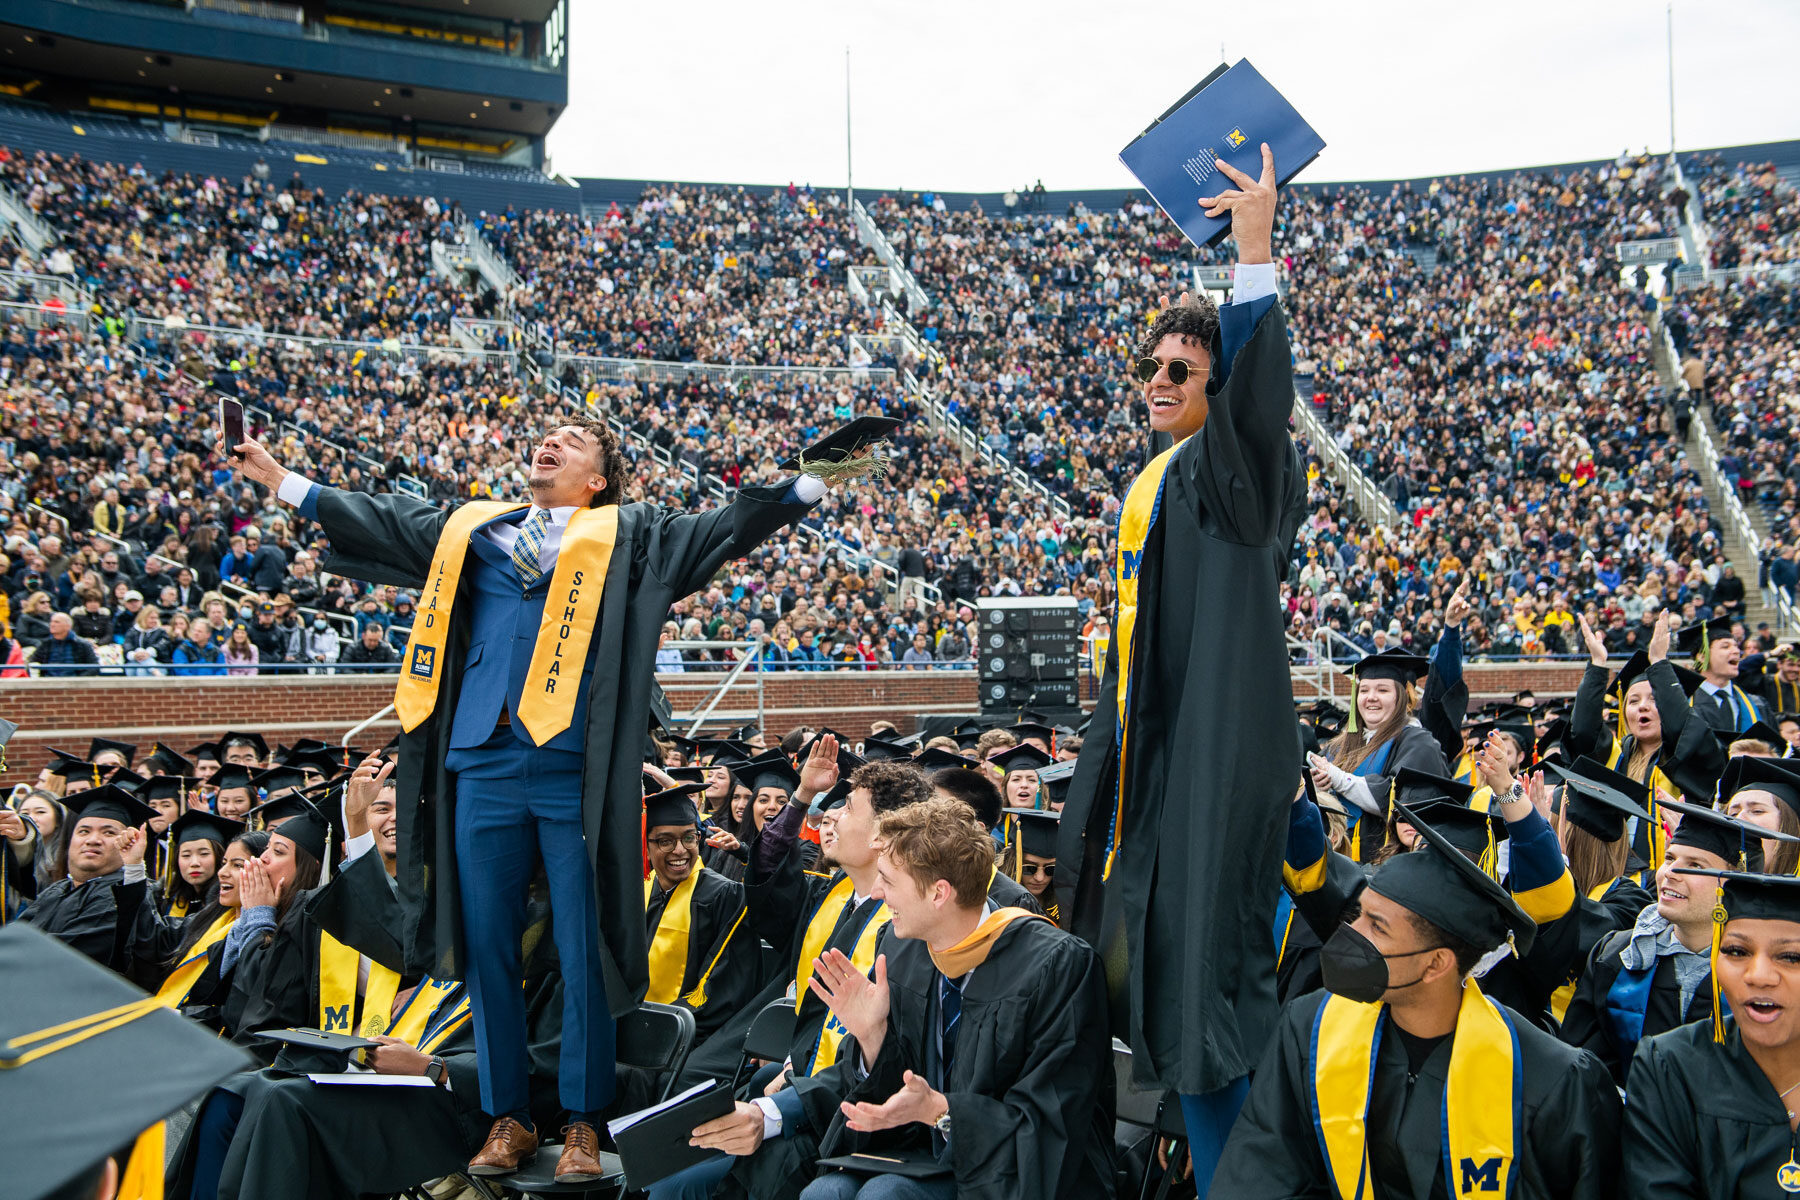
1319, 924, 1442, 1004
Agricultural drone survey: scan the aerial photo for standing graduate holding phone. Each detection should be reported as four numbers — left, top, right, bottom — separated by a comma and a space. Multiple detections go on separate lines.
1056, 144, 1307, 1197
223, 415, 883, 1183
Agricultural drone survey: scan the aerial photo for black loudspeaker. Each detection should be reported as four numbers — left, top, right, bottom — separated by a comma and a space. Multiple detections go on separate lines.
976, 599, 1082, 718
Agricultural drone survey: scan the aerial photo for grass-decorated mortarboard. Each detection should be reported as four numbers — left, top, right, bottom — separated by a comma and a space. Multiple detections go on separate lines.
1661, 795, 1798, 872
0, 923, 253, 1200
780, 415, 903, 485
1546, 756, 1654, 842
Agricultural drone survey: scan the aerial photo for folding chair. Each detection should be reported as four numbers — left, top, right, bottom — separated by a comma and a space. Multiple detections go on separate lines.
730, 998, 797, 1094
484, 1002, 698, 1198
1111, 1040, 1189, 1200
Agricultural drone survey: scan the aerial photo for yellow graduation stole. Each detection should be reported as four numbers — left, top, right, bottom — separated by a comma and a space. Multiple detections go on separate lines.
1107, 440, 1183, 879
385, 977, 472, 1054
1452, 754, 1477, 788
316, 930, 402, 1036
645, 869, 703, 1005
1601, 739, 1670, 864
1311, 982, 1519, 1200
153, 910, 236, 1008
794, 877, 892, 1074
393, 502, 621, 744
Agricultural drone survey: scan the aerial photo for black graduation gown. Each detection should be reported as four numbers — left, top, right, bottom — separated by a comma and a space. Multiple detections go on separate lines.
1215, 990, 1623, 1200
1624, 1019, 1800, 1198
306, 482, 815, 1014
1560, 926, 1715, 1086
644, 866, 767, 1043
1569, 661, 1723, 863
747, 917, 1115, 1200
18, 869, 145, 971
222, 894, 328, 1062
0, 837, 37, 924
1345, 723, 1455, 862
1056, 299, 1306, 1095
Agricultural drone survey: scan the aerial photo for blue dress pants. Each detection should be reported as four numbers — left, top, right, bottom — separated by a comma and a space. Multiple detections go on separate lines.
450, 731, 615, 1119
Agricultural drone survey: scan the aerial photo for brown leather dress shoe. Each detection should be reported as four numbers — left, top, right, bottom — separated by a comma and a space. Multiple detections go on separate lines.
554, 1121, 605, 1184
468, 1116, 539, 1176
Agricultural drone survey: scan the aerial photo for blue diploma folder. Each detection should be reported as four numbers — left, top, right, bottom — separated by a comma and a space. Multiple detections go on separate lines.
1119, 59, 1325, 249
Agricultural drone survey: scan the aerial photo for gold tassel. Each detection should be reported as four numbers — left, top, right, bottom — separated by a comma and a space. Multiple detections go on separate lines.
682, 908, 748, 1010
116, 1121, 165, 1200
1710, 885, 1727, 1044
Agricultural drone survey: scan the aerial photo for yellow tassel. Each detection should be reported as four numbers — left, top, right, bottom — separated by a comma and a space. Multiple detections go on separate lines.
116, 1121, 165, 1200
682, 908, 747, 1011
1710, 885, 1727, 1044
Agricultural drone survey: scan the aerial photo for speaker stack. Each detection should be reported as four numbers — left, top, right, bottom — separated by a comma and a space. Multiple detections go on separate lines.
976, 597, 1083, 720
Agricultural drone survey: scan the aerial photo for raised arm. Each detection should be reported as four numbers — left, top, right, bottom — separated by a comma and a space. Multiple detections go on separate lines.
1567, 614, 1619, 761
226, 437, 448, 587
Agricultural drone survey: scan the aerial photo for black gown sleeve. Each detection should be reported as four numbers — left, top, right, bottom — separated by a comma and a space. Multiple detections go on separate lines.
310, 487, 454, 589
1181, 298, 1297, 546
1567, 663, 1617, 763
1622, 1034, 1708, 1197
1520, 1044, 1624, 1200
637, 486, 817, 598
305, 850, 406, 975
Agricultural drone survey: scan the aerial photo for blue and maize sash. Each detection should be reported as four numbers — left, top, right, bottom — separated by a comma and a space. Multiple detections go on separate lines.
1106, 441, 1184, 878
1309, 982, 1521, 1199
794, 876, 891, 1074
387, 976, 473, 1054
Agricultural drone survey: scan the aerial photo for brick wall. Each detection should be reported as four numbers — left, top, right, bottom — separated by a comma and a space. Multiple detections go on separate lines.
1, 662, 1592, 775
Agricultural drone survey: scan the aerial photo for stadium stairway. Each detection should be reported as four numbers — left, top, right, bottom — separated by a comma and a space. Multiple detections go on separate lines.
1403, 244, 1440, 275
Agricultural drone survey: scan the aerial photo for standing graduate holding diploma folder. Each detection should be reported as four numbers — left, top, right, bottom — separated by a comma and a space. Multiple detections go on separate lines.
1057, 141, 1307, 1199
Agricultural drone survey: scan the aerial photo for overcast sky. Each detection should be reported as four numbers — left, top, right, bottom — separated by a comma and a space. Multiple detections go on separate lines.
545, 0, 1799, 191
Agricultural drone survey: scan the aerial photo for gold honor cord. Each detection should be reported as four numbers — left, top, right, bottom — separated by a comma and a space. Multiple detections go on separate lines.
1, 996, 165, 1067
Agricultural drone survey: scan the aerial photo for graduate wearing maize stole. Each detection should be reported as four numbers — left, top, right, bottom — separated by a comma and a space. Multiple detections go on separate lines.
228, 416, 872, 1179
1054, 143, 1307, 1191
1219, 801, 1621, 1200
1624, 871, 1800, 1198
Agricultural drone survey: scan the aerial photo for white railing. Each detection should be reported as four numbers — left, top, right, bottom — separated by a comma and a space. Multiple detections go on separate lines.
1673, 262, 1800, 292
0, 267, 91, 309
1291, 388, 1400, 529
128, 314, 519, 368
188, 0, 303, 22
851, 200, 930, 312
430, 239, 476, 279
557, 353, 894, 388
0, 298, 91, 332
0, 180, 57, 253
450, 316, 516, 350
1689, 411, 1800, 635
460, 220, 521, 296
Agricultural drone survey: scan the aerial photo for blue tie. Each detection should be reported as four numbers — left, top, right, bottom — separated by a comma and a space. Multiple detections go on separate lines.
511, 509, 553, 588
939, 974, 964, 1085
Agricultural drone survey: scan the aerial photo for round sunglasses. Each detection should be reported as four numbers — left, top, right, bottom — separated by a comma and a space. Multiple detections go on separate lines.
1135, 357, 1206, 385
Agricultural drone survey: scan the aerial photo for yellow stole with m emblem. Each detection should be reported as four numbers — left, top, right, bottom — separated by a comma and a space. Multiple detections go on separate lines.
317, 929, 402, 1036
793, 876, 892, 1074
394, 502, 621, 744
1106, 439, 1183, 879
1309, 982, 1520, 1199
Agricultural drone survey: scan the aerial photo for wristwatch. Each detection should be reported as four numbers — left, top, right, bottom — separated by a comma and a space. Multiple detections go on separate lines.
423, 1056, 446, 1086
933, 1105, 952, 1138
1508, 781, 1527, 803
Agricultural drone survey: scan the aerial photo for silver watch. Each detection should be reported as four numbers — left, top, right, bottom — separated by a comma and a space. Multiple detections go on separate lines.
1508, 781, 1526, 802
933, 1107, 952, 1137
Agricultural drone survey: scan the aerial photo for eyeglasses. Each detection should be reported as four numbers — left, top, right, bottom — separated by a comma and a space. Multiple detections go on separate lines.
1019, 862, 1056, 878
1135, 357, 1206, 386
647, 832, 701, 851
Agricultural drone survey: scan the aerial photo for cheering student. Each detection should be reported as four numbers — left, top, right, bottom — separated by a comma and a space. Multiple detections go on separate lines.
225, 416, 880, 1180
724, 797, 1114, 1200
1742, 644, 1800, 718
1218, 802, 1621, 1199
1568, 612, 1720, 870
1004, 809, 1061, 923
1680, 617, 1766, 735
1057, 144, 1306, 1183
20, 785, 156, 971
1561, 800, 1791, 1084
1722, 755, 1800, 875
155, 826, 267, 1027
1624, 871, 1800, 1195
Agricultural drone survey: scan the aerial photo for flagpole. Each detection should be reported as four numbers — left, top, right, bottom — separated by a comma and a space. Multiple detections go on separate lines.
845, 46, 854, 210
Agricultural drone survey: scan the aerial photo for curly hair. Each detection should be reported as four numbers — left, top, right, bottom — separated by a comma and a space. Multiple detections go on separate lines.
550, 417, 629, 508
848, 760, 935, 815
1133, 296, 1221, 364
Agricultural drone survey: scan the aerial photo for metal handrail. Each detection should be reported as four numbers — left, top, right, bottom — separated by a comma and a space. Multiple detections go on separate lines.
0, 180, 57, 253
674, 640, 763, 733
557, 353, 893, 387
851, 200, 930, 312
342, 704, 397, 747
1291, 389, 1400, 529
1689, 409, 1800, 634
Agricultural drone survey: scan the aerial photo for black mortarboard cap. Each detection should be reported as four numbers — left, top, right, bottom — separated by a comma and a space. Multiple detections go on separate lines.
253, 792, 331, 861
1349, 649, 1430, 684
663, 766, 708, 786
219, 729, 270, 761
1721, 755, 1800, 818
742, 752, 801, 796
1679, 869, 1800, 926
251, 764, 309, 798
142, 742, 195, 779
1662, 796, 1793, 871
915, 747, 979, 773
186, 741, 223, 764
169, 808, 245, 849
1610, 650, 1705, 698
663, 734, 702, 759
1548, 757, 1653, 842
1037, 759, 1076, 808
1393, 767, 1476, 810
140, 774, 196, 803
860, 735, 915, 763
1404, 797, 1509, 865
1674, 617, 1737, 656
816, 777, 856, 813
255, 1027, 379, 1075
62, 785, 157, 829
46, 751, 96, 782
1371, 800, 1537, 957
953, 727, 988, 751
1717, 720, 1785, 750
1535, 718, 1570, 758
0, 924, 253, 1200
1006, 721, 1058, 746
107, 767, 149, 794
988, 743, 1055, 774
281, 746, 347, 779
696, 738, 755, 765
1004, 807, 1061, 857
86, 737, 137, 765
644, 784, 705, 829
0, 716, 14, 753
779, 415, 904, 471
210, 764, 259, 793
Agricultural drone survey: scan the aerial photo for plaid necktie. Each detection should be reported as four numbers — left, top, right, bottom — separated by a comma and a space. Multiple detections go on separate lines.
511, 509, 554, 588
